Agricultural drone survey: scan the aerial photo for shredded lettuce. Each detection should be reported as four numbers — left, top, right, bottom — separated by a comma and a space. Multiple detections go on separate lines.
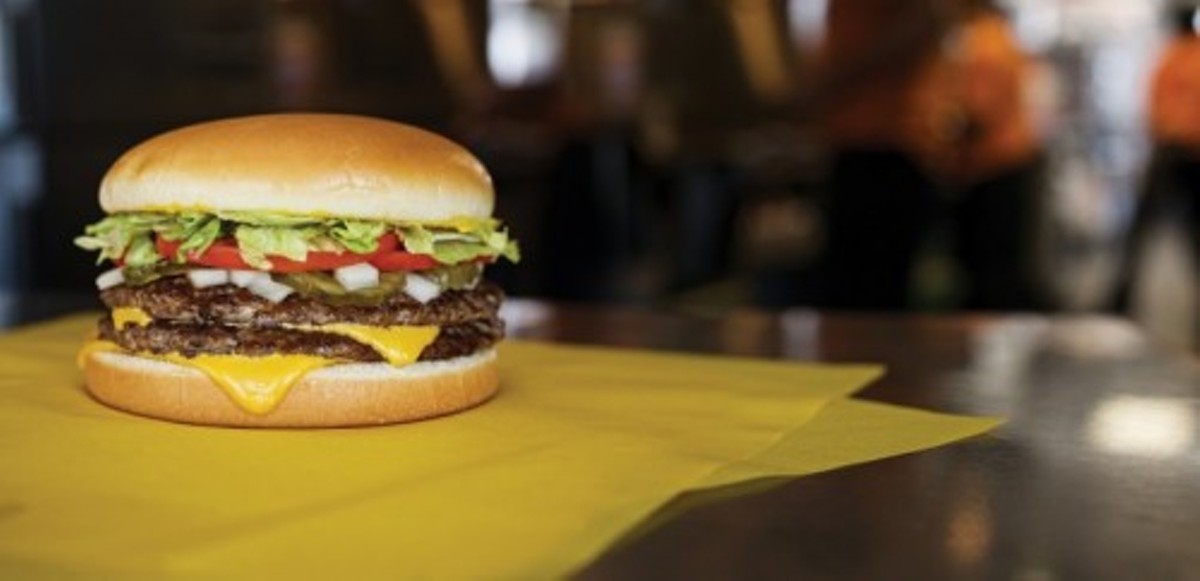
73, 213, 169, 267
329, 220, 388, 253
160, 213, 222, 261
75, 211, 521, 269
123, 235, 161, 266
398, 223, 520, 265
234, 225, 314, 268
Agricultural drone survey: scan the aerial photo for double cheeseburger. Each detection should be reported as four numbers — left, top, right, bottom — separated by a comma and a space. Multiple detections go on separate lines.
75, 113, 519, 427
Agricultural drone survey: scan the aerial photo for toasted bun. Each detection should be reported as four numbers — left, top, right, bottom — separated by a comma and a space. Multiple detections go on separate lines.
81, 348, 499, 428
100, 113, 493, 222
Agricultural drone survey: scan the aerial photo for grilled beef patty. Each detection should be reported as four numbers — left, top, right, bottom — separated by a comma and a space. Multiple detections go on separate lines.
98, 275, 505, 362
101, 276, 504, 327
98, 316, 503, 362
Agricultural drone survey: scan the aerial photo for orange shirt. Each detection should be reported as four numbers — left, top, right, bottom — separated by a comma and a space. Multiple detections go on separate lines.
949, 11, 1038, 180
816, 0, 956, 169
817, 5, 1037, 180
1149, 37, 1200, 151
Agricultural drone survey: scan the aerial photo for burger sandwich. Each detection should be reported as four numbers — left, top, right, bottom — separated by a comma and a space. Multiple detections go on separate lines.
74, 113, 519, 427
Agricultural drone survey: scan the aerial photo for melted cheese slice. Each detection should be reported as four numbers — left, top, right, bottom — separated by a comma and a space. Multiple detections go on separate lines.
112, 306, 152, 329
161, 352, 336, 415
79, 339, 336, 415
81, 322, 439, 415
304, 324, 439, 367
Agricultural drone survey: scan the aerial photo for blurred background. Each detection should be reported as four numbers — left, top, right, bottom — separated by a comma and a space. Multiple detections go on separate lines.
0, 0, 1196, 349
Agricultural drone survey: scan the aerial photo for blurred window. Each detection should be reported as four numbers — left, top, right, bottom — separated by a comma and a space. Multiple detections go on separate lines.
487, 0, 565, 88
787, 0, 828, 48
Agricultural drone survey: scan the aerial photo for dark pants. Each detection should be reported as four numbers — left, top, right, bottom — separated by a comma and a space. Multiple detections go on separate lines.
1112, 147, 1200, 311
952, 161, 1041, 311
1177, 158, 1200, 256
821, 149, 938, 310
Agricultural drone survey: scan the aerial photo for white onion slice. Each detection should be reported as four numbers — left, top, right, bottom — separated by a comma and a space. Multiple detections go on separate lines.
247, 278, 294, 303
230, 270, 270, 288
404, 273, 441, 304
187, 268, 230, 288
95, 268, 125, 290
334, 263, 380, 292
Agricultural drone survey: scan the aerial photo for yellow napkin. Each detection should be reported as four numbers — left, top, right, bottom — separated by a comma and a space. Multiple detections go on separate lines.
0, 314, 1001, 578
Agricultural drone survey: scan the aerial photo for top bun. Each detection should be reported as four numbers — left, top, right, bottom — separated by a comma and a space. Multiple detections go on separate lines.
100, 113, 493, 222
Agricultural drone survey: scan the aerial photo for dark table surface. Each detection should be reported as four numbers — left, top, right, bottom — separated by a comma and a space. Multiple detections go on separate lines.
5, 296, 1199, 579
499, 300, 1200, 580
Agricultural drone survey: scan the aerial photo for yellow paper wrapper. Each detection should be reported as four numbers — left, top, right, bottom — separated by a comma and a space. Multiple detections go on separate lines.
0, 315, 1000, 578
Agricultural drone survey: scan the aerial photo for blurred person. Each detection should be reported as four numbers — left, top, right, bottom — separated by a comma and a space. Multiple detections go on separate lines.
537, 7, 655, 301
1111, 3, 1200, 312
810, 0, 954, 310
941, 0, 1043, 310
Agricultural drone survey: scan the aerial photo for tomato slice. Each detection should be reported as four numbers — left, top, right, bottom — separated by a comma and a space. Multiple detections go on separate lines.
267, 248, 378, 273
155, 233, 414, 272
157, 237, 254, 269
368, 250, 439, 271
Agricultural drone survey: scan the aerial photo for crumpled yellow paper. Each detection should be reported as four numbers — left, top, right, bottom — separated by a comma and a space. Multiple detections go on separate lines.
0, 314, 1001, 578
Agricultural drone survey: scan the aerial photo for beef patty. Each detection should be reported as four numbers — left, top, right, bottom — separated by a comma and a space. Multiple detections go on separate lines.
102, 276, 503, 327
98, 276, 505, 362
98, 316, 503, 362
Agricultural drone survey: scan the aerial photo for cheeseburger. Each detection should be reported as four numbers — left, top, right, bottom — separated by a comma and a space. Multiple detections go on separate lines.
74, 113, 518, 427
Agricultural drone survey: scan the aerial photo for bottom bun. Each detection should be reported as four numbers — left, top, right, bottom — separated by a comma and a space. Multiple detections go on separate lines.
82, 348, 499, 428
